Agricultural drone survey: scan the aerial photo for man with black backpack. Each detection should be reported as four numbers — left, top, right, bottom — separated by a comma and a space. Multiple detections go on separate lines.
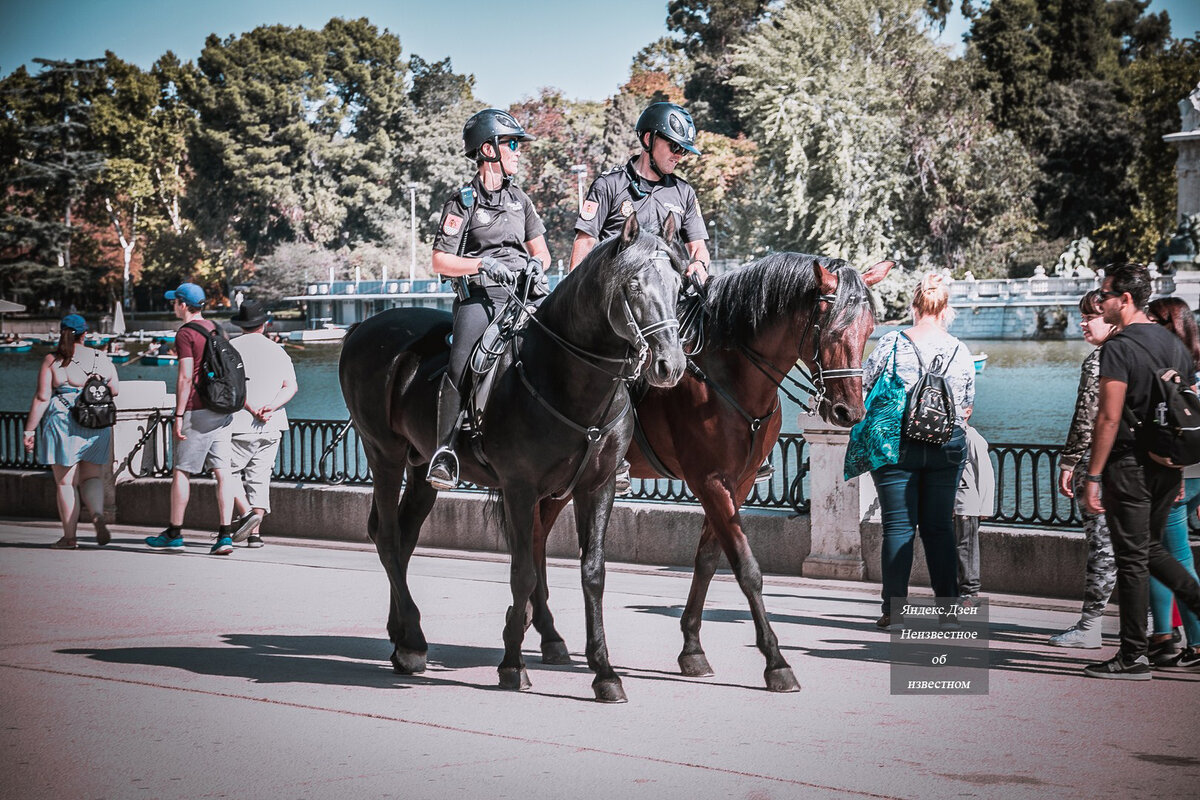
1080, 262, 1200, 680
145, 282, 251, 556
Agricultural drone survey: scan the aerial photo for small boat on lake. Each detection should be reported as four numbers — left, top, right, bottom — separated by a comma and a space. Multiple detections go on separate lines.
140, 353, 178, 366
0, 340, 33, 353
289, 323, 347, 343
108, 349, 131, 363
974, 353, 988, 372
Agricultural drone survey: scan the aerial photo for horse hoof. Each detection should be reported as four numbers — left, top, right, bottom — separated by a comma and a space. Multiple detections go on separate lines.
541, 640, 571, 665
391, 648, 427, 675
498, 667, 531, 691
593, 679, 628, 704
765, 667, 801, 693
678, 653, 714, 677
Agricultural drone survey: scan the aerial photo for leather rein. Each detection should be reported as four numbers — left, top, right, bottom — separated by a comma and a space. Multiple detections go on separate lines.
505, 250, 680, 499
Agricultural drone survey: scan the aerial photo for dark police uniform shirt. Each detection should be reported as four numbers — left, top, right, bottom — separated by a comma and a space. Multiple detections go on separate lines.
433, 175, 546, 278
574, 158, 708, 245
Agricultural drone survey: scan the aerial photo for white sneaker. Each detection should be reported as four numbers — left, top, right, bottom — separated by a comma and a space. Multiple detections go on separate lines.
1048, 623, 1101, 649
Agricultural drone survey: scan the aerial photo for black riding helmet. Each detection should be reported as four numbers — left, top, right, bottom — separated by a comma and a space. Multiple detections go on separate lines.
635, 102, 701, 156
462, 108, 535, 161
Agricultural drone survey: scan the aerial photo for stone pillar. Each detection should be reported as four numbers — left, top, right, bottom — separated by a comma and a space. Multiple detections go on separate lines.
110, 381, 173, 489
800, 415, 866, 580
1164, 86, 1200, 224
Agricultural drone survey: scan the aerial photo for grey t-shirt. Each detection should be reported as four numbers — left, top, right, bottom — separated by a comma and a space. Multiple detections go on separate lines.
574, 158, 708, 245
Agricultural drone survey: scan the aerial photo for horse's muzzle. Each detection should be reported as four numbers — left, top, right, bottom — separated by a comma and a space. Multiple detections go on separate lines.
646, 347, 686, 388
820, 398, 862, 428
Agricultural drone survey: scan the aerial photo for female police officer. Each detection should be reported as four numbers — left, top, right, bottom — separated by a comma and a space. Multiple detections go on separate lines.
427, 108, 551, 490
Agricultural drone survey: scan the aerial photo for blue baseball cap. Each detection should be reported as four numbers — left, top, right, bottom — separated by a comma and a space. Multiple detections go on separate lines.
60, 313, 87, 335
165, 282, 206, 309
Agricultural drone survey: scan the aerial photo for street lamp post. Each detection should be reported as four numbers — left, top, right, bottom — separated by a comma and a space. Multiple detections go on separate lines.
709, 219, 719, 261
409, 183, 418, 283
569, 164, 588, 209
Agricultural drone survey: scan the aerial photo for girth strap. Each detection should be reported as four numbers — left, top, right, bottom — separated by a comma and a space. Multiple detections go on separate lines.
516, 361, 631, 500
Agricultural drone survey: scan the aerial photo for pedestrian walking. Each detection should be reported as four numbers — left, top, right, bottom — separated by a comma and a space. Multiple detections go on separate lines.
228, 300, 297, 547
862, 272, 975, 629
1051, 290, 1119, 648
145, 282, 251, 555
23, 314, 119, 548
1080, 263, 1200, 679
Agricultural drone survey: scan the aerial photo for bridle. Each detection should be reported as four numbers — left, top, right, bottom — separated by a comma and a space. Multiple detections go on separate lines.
508, 247, 681, 498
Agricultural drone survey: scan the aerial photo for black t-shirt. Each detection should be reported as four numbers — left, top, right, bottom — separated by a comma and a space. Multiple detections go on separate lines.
432, 175, 546, 272
574, 158, 708, 244
1099, 321, 1195, 458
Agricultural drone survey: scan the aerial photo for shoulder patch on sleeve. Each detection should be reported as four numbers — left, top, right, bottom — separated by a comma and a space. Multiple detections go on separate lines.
580, 200, 598, 221
442, 214, 463, 236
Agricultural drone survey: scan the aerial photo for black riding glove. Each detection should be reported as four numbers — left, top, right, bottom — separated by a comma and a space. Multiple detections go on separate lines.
479, 256, 515, 285
525, 257, 550, 298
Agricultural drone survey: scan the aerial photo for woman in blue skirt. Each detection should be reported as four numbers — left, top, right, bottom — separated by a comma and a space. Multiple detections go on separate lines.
23, 314, 120, 548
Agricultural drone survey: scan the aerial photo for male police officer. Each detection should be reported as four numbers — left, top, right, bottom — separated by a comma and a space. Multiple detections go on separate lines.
570, 102, 711, 281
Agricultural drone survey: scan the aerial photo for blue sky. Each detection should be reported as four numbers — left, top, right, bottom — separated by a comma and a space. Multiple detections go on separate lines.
1, 0, 1197, 108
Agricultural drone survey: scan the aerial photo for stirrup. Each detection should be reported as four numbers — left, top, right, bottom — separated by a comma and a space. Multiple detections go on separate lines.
427, 447, 460, 490
755, 461, 775, 483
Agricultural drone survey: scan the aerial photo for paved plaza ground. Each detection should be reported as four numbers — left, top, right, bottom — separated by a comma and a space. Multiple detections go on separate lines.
1, 517, 1197, 800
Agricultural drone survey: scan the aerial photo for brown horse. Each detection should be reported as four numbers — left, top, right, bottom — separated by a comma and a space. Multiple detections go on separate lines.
527, 253, 891, 692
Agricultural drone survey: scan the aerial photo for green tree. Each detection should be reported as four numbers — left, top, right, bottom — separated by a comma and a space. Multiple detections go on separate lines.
0, 58, 107, 304
732, 0, 1036, 272
666, 0, 769, 135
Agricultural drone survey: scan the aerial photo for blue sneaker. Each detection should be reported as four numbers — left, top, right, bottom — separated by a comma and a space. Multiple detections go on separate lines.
146, 532, 184, 551
210, 536, 233, 556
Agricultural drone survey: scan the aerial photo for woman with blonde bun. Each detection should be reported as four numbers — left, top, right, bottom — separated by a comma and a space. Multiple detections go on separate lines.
860, 272, 975, 629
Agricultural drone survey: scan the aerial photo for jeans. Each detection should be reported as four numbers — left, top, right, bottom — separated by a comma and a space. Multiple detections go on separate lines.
871, 428, 967, 614
1102, 453, 1200, 657
1149, 477, 1200, 644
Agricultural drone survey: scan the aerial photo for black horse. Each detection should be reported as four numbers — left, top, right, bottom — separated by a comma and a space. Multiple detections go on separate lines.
339, 214, 687, 702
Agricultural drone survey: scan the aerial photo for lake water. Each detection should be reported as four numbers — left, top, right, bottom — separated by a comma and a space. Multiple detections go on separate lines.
0, 338, 1090, 446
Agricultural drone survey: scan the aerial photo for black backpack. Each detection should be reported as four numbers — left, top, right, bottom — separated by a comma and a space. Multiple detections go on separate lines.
1119, 335, 1200, 467
901, 332, 959, 446
182, 321, 247, 414
70, 372, 117, 429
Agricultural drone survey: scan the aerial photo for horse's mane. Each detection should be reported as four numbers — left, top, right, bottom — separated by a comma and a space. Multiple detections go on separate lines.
540, 230, 685, 322
703, 253, 876, 348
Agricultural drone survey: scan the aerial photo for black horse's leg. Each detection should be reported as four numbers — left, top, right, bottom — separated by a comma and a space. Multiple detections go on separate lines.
692, 481, 800, 692
498, 490, 539, 691
367, 449, 435, 674
679, 519, 721, 678
573, 484, 627, 703
532, 496, 571, 664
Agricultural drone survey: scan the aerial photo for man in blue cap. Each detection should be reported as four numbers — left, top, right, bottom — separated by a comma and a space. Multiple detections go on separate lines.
146, 282, 252, 554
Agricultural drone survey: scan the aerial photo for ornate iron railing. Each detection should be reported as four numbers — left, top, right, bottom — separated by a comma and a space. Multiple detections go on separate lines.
0, 410, 1082, 526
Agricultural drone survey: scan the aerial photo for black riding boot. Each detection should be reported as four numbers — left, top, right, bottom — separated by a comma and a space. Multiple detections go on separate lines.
427, 374, 464, 490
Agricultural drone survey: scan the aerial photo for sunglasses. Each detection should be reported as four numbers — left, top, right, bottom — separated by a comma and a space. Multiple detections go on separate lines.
1097, 289, 1123, 300
499, 138, 520, 152
665, 140, 687, 156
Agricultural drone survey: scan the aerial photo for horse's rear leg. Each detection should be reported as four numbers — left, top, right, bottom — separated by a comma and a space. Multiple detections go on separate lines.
370, 460, 437, 674
573, 487, 626, 703
532, 496, 571, 664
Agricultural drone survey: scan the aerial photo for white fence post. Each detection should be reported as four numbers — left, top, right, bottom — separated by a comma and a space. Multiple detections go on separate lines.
800, 416, 866, 580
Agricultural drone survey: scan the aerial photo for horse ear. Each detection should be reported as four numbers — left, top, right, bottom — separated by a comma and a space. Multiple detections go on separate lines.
618, 212, 640, 251
862, 260, 894, 287
815, 260, 839, 295
661, 214, 678, 244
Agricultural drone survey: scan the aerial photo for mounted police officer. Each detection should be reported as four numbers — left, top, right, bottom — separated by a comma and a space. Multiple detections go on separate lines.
570, 102, 713, 493
427, 108, 551, 490
569, 102, 711, 282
